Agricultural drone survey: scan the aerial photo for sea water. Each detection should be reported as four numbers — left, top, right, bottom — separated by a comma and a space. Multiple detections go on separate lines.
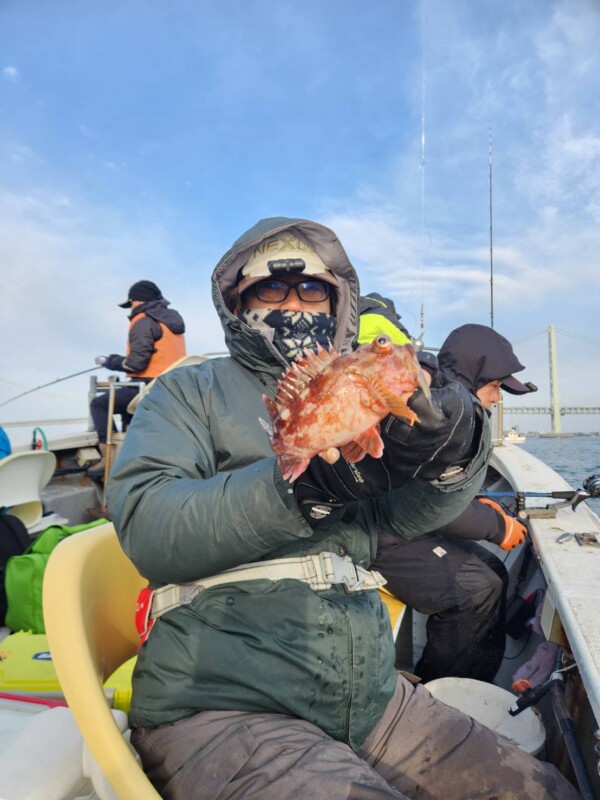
523, 436, 600, 516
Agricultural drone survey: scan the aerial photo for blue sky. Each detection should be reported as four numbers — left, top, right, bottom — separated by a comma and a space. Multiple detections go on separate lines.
1, 0, 599, 442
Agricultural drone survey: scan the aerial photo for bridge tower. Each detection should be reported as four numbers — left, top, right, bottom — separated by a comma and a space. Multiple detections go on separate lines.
548, 324, 561, 434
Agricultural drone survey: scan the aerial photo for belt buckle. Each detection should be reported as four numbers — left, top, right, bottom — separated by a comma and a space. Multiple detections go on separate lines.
319, 552, 360, 590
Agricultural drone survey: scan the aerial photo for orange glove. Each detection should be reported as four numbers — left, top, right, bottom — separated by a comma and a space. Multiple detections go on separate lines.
478, 497, 528, 550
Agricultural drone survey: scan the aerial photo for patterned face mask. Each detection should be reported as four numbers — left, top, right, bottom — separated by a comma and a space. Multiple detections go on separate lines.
239, 307, 336, 361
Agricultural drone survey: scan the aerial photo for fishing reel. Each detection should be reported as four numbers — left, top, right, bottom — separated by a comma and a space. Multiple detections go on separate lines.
484, 473, 600, 521
582, 474, 600, 499
516, 473, 600, 519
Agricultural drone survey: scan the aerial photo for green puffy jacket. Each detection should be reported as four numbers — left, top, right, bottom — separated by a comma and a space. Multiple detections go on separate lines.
106, 216, 483, 749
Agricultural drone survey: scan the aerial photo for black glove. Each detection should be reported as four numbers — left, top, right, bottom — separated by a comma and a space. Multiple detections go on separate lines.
380, 380, 477, 481
293, 455, 391, 528
105, 354, 125, 371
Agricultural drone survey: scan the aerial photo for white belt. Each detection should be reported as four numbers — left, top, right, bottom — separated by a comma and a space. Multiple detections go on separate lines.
148, 552, 387, 622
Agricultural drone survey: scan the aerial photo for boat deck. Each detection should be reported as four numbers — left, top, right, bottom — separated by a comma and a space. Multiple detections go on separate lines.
491, 444, 600, 727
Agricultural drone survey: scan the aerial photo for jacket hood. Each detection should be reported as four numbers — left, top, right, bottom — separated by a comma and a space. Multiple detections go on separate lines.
438, 324, 532, 395
131, 298, 186, 335
211, 217, 359, 374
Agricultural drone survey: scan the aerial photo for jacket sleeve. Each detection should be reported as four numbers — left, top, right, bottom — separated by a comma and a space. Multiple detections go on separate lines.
381, 380, 477, 480
429, 498, 504, 543
106, 369, 311, 585
121, 315, 161, 374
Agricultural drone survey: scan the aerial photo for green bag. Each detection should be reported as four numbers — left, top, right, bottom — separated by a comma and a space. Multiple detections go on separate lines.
5, 518, 108, 633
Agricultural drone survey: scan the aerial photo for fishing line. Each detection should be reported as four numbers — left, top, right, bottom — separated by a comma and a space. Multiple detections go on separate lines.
489, 124, 494, 329
417, 0, 431, 347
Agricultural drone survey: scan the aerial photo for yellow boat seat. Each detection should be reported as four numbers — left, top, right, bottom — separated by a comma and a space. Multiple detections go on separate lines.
0, 450, 56, 529
126, 354, 207, 415
43, 522, 160, 800
378, 587, 407, 641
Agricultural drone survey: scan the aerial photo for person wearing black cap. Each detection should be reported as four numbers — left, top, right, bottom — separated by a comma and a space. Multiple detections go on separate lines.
88, 280, 186, 479
373, 323, 537, 684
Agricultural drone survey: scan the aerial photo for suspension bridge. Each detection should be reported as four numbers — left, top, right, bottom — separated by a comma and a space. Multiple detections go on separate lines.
504, 324, 600, 433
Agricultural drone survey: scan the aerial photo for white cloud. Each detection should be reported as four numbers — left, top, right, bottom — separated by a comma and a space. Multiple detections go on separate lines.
0, 187, 224, 430
2, 65, 19, 82
7, 142, 40, 163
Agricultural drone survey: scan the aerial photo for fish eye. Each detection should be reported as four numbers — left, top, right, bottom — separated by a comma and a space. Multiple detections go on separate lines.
376, 336, 389, 346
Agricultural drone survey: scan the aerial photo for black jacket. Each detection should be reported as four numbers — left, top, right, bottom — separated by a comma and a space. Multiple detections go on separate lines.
431, 325, 526, 545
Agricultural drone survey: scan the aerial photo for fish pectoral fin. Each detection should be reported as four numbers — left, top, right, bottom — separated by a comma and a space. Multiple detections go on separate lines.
385, 396, 419, 425
367, 376, 419, 425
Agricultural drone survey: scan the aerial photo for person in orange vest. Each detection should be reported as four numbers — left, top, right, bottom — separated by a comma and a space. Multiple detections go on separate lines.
89, 280, 186, 479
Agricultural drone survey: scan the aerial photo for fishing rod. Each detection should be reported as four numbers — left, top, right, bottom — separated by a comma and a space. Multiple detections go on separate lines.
0, 366, 100, 408
480, 474, 600, 519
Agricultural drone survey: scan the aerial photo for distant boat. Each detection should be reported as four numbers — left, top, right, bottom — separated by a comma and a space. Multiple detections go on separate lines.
504, 426, 526, 445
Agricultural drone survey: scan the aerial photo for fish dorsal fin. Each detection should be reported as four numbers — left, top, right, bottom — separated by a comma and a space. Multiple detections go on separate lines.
273, 342, 340, 413
367, 375, 419, 424
262, 394, 277, 420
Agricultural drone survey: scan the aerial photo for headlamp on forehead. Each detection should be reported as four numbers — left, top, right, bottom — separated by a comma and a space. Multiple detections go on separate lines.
236, 231, 339, 295
268, 258, 307, 276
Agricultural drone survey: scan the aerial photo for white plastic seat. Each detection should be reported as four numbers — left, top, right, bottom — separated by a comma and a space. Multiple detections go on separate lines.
0, 451, 56, 529
126, 354, 207, 414
43, 522, 160, 799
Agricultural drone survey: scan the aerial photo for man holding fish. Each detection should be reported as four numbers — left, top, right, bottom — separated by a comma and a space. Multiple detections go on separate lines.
107, 218, 579, 799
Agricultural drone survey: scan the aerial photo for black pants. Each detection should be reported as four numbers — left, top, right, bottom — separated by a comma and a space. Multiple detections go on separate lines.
90, 385, 142, 443
373, 532, 508, 683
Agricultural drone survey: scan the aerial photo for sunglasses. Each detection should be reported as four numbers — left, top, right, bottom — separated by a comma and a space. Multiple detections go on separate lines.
252, 279, 331, 304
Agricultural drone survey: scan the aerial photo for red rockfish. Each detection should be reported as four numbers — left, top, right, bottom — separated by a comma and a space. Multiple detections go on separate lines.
262, 335, 429, 481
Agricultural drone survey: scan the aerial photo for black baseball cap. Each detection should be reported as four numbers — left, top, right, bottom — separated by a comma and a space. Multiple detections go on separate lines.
439, 324, 536, 396
118, 280, 163, 308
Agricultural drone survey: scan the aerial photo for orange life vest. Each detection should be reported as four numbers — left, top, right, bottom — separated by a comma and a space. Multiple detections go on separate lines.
126, 314, 187, 379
